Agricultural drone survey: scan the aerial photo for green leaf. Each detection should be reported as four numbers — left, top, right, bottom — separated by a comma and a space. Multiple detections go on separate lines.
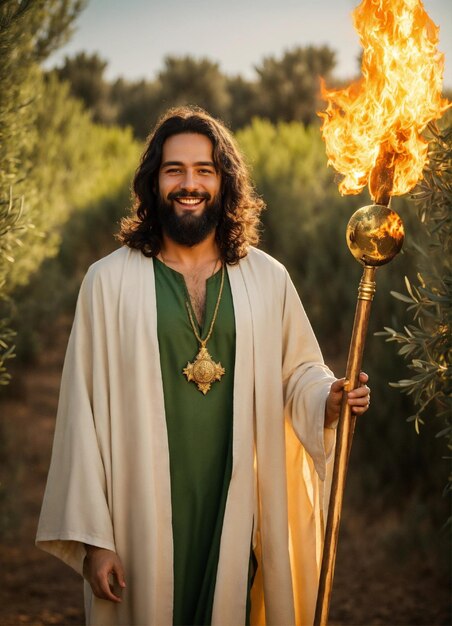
390, 290, 415, 304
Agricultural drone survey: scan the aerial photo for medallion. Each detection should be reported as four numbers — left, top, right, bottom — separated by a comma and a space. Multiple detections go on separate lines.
183, 345, 225, 395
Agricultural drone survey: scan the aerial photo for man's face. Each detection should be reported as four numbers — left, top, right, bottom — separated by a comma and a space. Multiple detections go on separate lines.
157, 133, 222, 247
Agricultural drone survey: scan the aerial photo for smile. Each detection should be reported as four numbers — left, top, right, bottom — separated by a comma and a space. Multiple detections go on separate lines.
175, 198, 204, 207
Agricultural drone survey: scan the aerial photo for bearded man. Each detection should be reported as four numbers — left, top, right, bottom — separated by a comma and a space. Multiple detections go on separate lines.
36, 106, 370, 626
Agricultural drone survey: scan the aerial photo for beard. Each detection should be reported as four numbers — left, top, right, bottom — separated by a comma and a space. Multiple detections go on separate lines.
157, 191, 222, 247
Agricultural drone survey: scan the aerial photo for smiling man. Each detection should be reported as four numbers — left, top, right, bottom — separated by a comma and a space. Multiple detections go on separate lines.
36, 106, 370, 626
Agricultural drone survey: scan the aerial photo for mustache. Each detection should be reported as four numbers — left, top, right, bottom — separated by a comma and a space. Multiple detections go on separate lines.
167, 190, 211, 201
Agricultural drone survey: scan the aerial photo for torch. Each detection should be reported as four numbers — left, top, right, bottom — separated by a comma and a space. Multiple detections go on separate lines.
313, 1, 450, 624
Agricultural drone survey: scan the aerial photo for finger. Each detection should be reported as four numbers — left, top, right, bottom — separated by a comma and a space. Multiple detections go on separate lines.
352, 404, 369, 414
349, 393, 370, 413
358, 371, 369, 384
113, 562, 127, 589
348, 384, 370, 399
347, 373, 369, 394
90, 581, 102, 599
91, 578, 115, 601
98, 571, 122, 602
348, 395, 369, 406
348, 392, 370, 402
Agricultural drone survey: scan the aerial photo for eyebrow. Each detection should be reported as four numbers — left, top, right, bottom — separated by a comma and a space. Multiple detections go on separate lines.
160, 160, 216, 168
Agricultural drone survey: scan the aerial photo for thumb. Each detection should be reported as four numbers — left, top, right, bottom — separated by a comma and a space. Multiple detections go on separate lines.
330, 377, 346, 394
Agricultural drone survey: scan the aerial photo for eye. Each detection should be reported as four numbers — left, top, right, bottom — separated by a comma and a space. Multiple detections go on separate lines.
165, 167, 182, 174
198, 168, 215, 175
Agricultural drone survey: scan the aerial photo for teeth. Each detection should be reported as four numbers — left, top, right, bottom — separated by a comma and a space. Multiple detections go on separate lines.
177, 197, 202, 205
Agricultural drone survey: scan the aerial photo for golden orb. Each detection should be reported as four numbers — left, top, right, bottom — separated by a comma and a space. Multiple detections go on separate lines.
346, 204, 404, 266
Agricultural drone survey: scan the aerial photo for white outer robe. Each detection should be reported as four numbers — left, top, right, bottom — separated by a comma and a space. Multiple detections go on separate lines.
36, 245, 336, 626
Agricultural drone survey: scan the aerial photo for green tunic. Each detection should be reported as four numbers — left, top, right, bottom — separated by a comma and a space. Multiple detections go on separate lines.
154, 258, 236, 626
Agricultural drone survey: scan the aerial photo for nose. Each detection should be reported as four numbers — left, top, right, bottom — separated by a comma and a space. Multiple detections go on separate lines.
180, 168, 197, 191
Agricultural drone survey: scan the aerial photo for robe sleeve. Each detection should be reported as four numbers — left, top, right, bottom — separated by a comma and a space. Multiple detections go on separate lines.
281, 270, 337, 480
36, 266, 116, 576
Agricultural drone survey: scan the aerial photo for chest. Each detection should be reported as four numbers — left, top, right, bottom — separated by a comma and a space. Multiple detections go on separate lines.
184, 273, 208, 325
154, 261, 236, 376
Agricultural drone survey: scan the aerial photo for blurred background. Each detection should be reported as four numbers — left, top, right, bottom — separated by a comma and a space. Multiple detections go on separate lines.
0, 0, 450, 624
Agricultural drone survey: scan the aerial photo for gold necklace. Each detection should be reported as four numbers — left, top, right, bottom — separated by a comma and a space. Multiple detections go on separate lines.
183, 263, 225, 395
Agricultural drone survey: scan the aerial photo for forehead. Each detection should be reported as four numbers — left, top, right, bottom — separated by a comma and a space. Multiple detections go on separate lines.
161, 133, 214, 164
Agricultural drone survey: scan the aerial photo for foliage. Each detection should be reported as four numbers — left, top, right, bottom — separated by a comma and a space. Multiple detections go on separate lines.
0, 190, 27, 385
377, 118, 452, 509
237, 118, 367, 347
24, 0, 86, 61
157, 55, 231, 122
6, 75, 140, 361
225, 76, 261, 130
3, 73, 137, 294
0, 0, 85, 384
255, 45, 336, 125
0, 0, 139, 382
11, 163, 137, 364
111, 77, 161, 139
52, 45, 338, 138
53, 51, 116, 124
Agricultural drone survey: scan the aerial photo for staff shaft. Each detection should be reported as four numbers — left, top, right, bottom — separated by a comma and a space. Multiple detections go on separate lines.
314, 265, 376, 626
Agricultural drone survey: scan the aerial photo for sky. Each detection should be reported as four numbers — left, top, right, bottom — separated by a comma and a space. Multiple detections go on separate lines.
46, 0, 452, 88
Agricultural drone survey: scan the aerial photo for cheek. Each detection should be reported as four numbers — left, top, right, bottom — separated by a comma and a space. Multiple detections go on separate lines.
156, 176, 169, 197
211, 180, 222, 198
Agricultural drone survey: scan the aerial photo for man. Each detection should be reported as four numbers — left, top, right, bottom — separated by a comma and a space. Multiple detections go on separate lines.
36, 106, 370, 626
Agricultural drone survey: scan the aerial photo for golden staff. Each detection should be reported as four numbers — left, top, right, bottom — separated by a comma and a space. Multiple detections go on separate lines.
314, 179, 404, 626
312, 0, 449, 618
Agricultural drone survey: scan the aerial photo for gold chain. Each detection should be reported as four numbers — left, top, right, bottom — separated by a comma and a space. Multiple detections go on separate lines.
158, 253, 226, 394
185, 263, 225, 347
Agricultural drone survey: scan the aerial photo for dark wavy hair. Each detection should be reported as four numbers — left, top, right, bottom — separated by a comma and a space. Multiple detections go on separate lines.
117, 106, 264, 264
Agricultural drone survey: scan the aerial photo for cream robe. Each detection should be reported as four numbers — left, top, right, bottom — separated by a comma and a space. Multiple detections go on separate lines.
36, 246, 336, 626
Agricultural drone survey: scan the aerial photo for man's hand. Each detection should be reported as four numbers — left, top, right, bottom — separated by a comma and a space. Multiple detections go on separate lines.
83, 546, 126, 603
325, 372, 370, 428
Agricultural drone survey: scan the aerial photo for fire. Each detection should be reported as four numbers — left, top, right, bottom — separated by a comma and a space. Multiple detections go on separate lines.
319, 0, 450, 204
374, 210, 404, 241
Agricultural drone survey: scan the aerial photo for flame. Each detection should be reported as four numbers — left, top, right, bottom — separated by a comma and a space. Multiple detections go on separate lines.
319, 0, 450, 203
374, 210, 404, 241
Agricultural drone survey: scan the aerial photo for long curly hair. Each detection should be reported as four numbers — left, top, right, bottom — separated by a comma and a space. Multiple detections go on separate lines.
118, 106, 264, 264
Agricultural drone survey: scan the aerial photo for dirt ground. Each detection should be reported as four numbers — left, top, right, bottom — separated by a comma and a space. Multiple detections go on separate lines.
0, 317, 450, 626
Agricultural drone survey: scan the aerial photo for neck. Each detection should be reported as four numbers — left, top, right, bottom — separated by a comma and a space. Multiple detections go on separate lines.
160, 231, 220, 270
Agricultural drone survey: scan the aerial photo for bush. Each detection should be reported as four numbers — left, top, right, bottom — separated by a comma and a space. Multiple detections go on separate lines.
377, 117, 452, 518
